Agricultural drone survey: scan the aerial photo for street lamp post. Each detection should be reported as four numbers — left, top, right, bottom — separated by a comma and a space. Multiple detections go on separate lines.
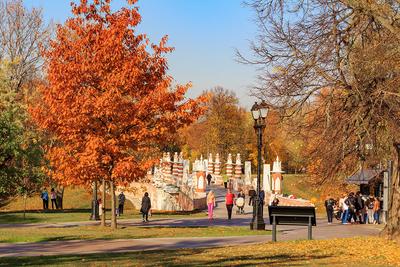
250, 100, 269, 230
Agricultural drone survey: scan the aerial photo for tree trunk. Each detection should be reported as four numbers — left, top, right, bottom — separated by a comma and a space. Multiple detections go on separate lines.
101, 178, 106, 227
23, 192, 27, 220
56, 186, 64, 210
384, 144, 400, 239
110, 180, 117, 229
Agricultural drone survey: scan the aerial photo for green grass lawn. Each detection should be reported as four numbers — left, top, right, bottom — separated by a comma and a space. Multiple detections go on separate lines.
0, 225, 270, 243
0, 209, 205, 224
0, 237, 397, 266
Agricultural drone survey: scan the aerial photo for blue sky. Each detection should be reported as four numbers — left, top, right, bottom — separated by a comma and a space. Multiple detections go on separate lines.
24, 0, 259, 107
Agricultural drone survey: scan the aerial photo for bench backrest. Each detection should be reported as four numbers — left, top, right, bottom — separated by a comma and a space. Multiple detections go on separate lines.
268, 206, 316, 226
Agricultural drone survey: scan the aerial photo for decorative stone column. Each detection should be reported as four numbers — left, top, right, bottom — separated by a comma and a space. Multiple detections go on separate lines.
214, 153, 223, 185
172, 152, 179, 186
234, 153, 242, 179
207, 153, 213, 175
177, 152, 184, 186
271, 156, 284, 194
226, 153, 233, 189
164, 152, 173, 184
172, 152, 179, 176
234, 153, 243, 191
244, 161, 252, 186
263, 163, 271, 193
195, 155, 206, 193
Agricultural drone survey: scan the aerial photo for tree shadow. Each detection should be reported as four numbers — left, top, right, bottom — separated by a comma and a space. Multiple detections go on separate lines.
0, 213, 41, 224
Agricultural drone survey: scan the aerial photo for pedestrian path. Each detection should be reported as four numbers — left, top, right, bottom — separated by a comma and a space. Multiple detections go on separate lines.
0, 220, 382, 257
0, 184, 383, 257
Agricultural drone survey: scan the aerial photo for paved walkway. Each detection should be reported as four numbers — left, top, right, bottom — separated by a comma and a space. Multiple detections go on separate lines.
0, 185, 383, 257
0, 221, 383, 257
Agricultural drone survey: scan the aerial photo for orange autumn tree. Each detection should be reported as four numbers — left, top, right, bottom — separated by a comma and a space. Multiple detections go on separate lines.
31, 0, 206, 228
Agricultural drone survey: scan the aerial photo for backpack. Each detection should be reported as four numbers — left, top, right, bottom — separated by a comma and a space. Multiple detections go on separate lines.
327, 199, 334, 207
368, 201, 374, 209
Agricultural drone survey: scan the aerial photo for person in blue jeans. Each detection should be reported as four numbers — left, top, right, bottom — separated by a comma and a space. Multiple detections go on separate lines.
373, 197, 380, 224
41, 188, 49, 210
341, 196, 349, 224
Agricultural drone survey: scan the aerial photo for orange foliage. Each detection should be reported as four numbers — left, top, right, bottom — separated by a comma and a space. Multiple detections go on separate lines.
31, 0, 206, 186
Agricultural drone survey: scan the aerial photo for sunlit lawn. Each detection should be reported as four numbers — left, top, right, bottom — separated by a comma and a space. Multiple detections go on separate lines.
0, 209, 205, 225
0, 237, 397, 266
0, 225, 270, 243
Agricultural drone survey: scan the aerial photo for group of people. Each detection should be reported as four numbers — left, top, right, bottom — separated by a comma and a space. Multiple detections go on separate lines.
325, 191, 382, 225
96, 191, 146, 221
206, 188, 265, 220
40, 188, 61, 210
98, 191, 151, 222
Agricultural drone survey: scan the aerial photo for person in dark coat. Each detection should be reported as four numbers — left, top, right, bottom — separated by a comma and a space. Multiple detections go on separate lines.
248, 187, 256, 206
206, 173, 212, 186
324, 195, 336, 224
140, 192, 151, 222
118, 191, 126, 216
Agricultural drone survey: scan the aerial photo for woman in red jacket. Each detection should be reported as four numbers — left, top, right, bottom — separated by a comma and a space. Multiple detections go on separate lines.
225, 189, 235, 220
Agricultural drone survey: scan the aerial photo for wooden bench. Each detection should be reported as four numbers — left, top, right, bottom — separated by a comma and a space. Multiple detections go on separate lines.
268, 205, 316, 242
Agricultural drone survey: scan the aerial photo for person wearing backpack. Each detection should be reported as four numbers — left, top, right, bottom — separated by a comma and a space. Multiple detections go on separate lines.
355, 191, 364, 223
346, 192, 357, 223
324, 195, 335, 224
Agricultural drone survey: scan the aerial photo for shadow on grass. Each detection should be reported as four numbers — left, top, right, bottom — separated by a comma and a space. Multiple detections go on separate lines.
0, 209, 92, 214
0, 248, 333, 266
0, 210, 93, 225
0, 213, 42, 224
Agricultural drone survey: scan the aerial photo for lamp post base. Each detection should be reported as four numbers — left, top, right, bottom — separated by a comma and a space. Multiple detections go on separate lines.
90, 200, 100, 221
250, 221, 266, 230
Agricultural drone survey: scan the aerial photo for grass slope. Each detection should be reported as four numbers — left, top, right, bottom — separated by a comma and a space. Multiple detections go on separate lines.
282, 174, 324, 213
0, 186, 93, 211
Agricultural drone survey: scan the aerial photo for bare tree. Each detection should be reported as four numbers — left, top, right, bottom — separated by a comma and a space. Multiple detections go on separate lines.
0, 0, 52, 92
241, 0, 400, 238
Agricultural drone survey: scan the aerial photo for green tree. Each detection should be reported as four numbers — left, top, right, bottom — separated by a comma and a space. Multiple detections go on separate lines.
0, 64, 46, 210
181, 87, 253, 163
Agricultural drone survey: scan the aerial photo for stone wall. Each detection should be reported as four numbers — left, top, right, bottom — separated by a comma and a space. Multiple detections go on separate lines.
174, 192, 207, 211
120, 182, 205, 212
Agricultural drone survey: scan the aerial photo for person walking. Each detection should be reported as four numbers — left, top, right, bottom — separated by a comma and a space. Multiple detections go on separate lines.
206, 173, 212, 186
225, 189, 235, 220
118, 191, 126, 216
207, 190, 216, 220
41, 188, 49, 210
50, 188, 58, 209
237, 190, 245, 214
373, 197, 380, 224
248, 187, 256, 206
140, 192, 151, 222
324, 195, 335, 224
341, 194, 349, 224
